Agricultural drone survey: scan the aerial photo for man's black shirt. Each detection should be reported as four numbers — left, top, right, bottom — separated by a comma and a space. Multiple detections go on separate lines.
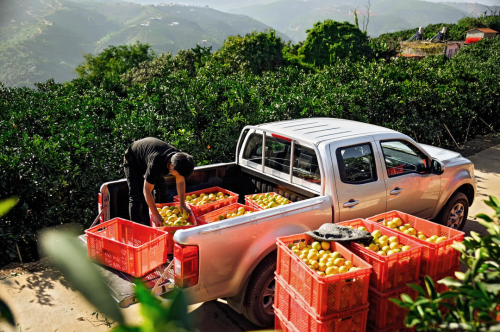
125, 137, 178, 184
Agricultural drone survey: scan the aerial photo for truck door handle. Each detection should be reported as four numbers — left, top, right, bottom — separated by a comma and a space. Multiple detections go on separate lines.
343, 200, 359, 208
390, 187, 404, 195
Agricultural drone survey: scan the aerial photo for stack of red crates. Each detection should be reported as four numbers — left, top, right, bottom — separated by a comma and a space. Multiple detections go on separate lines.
367, 211, 465, 295
337, 218, 423, 332
275, 233, 372, 332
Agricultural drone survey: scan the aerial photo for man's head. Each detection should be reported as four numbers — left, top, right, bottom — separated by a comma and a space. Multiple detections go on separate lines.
168, 152, 195, 178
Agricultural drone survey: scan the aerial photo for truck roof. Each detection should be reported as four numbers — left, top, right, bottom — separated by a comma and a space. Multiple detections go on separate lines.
257, 118, 397, 145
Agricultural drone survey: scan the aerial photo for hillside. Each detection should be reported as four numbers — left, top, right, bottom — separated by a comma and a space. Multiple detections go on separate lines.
0, 0, 290, 87
230, 0, 468, 41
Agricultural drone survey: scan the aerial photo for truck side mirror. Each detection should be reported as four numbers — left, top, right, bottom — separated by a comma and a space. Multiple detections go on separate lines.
431, 159, 445, 175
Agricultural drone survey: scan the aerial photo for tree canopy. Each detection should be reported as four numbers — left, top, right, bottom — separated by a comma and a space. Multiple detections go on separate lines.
75, 42, 155, 80
298, 20, 373, 67
211, 29, 285, 75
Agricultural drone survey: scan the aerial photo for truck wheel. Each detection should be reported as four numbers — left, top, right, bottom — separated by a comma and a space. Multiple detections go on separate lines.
242, 254, 276, 327
438, 192, 469, 230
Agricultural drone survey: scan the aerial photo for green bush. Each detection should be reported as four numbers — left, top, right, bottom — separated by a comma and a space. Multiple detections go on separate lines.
298, 20, 373, 67
209, 29, 285, 75
0, 32, 499, 266
75, 41, 155, 80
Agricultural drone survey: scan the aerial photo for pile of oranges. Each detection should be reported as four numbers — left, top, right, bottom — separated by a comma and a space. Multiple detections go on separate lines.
185, 192, 229, 206
289, 241, 359, 277
382, 217, 448, 243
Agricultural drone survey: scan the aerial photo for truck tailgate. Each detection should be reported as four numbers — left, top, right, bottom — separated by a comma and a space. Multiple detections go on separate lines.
78, 235, 175, 307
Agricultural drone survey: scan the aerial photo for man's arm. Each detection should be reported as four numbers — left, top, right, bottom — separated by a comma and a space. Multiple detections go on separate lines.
144, 180, 162, 226
175, 175, 191, 216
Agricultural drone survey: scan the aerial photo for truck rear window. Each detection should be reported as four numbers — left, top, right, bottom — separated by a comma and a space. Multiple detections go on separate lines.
242, 133, 292, 174
242, 133, 321, 190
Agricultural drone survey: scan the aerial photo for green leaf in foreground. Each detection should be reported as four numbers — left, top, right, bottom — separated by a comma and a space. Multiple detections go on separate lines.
0, 298, 15, 326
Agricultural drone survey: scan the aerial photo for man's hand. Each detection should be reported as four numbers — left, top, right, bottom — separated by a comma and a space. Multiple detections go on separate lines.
152, 212, 163, 227
180, 203, 192, 218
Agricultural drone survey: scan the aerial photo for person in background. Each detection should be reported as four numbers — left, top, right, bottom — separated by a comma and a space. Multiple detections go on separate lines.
123, 137, 195, 226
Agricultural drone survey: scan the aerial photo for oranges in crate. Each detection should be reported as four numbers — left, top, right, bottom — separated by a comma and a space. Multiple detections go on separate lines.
346, 226, 411, 256
216, 206, 253, 221
157, 206, 192, 226
382, 217, 448, 243
288, 241, 360, 277
249, 193, 290, 209
186, 191, 229, 206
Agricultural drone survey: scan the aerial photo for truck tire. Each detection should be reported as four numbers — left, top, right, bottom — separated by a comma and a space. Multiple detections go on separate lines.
242, 254, 276, 327
437, 192, 469, 230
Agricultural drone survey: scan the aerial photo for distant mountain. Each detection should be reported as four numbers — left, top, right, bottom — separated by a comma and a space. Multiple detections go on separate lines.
436, 2, 500, 15
117, 0, 278, 11
426, 0, 500, 7
0, 0, 290, 87
230, 0, 468, 41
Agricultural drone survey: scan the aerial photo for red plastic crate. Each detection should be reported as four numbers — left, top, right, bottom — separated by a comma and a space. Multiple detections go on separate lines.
276, 234, 372, 317
387, 165, 404, 176
367, 282, 419, 329
174, 186, 238, 218
149, 203, 200, 254
245, 192, 291, 210
197, 203, 258, 223
275, 299, 369, 332
368, 211, 464, 278
337, 219, 422, 292
275, 307, 295, 332
86, 218, 168, 277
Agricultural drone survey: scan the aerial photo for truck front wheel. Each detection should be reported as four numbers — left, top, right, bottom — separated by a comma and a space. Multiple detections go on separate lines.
242, 254, 276, 327
437, 192, 469, 230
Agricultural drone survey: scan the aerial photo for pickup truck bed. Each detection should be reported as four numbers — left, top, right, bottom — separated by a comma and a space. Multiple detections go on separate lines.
101, 162, 319, 223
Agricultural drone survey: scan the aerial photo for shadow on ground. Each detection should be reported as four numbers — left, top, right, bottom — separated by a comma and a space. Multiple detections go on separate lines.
14, 268, 72, 306
189, 299, 262, 332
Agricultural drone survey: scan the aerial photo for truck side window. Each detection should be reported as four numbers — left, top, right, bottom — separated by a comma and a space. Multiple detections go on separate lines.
293, 143, 321, 185
242, 133, 292, 174
380, 140, 429, 177
336, 143, 377, 184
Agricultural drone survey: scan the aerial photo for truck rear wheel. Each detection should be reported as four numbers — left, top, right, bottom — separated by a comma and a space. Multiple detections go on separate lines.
242, 254, 276, 327
437, 192, 469, 230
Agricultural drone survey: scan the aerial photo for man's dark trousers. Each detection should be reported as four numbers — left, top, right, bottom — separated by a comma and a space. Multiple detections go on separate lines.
123, 154, 150, 225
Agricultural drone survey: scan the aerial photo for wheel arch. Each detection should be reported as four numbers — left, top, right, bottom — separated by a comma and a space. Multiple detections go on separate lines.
432, 176, 475, 220
226, 247, 277, 314
455, 183, 475, 207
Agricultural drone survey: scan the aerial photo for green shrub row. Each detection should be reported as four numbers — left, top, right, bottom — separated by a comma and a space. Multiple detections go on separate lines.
1, 35, 499, 265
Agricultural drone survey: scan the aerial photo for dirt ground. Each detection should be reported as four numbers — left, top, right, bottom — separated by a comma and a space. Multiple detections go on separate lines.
448, 133, 500, 157
0, 258, 50, 280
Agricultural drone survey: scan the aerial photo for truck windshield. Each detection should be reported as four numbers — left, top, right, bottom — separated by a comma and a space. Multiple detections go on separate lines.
242, 133, 321, 190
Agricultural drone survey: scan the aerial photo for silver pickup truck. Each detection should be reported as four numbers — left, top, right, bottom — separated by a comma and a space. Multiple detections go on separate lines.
93, 118, 476, 327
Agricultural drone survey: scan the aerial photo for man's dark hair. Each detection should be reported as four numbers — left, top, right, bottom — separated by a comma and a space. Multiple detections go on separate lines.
171, 152, 195, 178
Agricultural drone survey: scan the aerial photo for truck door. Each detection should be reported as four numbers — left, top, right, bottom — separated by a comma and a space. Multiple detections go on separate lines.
329, 137, 387, 222
373, 135, 440, 219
